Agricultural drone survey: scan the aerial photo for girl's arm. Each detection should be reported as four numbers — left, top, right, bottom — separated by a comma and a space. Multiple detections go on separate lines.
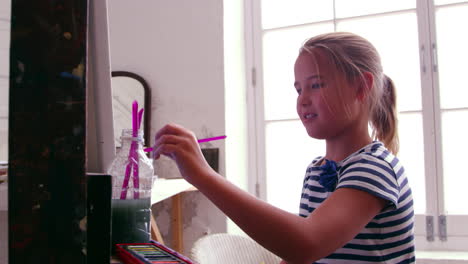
153, 124, 387, 264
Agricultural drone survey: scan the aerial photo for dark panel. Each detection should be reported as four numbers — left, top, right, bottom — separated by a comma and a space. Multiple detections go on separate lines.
87, 174, 111, 264
8, 0, 88, 263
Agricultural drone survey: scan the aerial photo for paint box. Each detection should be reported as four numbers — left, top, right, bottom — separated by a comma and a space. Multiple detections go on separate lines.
116, 242, 194, 264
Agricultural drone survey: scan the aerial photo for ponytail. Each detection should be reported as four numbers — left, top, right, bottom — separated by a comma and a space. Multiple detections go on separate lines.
371, 75, 399, 154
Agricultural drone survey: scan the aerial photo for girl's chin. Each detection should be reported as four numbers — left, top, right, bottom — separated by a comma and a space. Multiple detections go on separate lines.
305, 129, 327, 140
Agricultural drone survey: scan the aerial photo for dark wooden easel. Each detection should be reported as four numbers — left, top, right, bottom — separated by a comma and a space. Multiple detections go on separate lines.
9, 1, 88, 263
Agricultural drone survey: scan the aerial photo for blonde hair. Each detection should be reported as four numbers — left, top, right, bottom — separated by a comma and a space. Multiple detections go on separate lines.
300, 32, 399, 154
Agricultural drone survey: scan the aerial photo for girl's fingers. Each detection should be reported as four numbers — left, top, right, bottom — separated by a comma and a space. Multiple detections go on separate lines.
154, 134, 181, 147
153, 143, 179, 159
152, 134, 182, 159
154, 124, 198, 148
154, 123, 187, 142
152, 124, 212, 182
152, 125, 198, 159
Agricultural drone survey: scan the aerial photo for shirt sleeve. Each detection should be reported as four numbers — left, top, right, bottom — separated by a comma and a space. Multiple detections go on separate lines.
335, 155, 399, 212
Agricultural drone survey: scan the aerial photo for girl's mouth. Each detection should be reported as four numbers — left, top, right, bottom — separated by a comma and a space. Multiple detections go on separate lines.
304, 113, 317, 120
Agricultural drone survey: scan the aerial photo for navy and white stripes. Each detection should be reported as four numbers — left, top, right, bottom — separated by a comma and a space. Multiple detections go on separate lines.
299, 141, 415, 263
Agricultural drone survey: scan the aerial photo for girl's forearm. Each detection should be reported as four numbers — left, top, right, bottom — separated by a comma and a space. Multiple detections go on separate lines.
191, 170, 318, 263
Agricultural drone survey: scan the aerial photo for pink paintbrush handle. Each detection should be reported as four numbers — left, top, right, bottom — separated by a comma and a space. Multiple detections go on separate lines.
197, 135, 227, 143
120, 161, 133, 199
138, 109, 144, 129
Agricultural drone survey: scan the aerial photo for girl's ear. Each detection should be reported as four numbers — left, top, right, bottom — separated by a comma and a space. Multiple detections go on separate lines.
356, 72, 374, 102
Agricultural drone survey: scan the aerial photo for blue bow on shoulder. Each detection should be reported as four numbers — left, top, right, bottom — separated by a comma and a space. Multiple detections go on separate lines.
318, 159, 339, 192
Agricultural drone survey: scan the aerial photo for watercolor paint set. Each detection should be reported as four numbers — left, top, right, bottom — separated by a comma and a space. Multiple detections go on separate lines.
116, 242, 194, 264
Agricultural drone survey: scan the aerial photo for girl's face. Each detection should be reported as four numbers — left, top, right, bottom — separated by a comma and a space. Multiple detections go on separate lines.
294, 50, 363, 140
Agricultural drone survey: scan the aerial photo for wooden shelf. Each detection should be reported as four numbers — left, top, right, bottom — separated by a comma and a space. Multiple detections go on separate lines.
151, 178, 196, 204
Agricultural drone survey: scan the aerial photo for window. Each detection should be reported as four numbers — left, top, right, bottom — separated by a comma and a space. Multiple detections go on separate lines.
245, 0, 468, 251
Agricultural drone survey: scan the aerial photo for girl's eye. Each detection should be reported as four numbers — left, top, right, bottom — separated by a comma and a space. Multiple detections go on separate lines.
311, 82, 324, 89
296, 88, 302, 95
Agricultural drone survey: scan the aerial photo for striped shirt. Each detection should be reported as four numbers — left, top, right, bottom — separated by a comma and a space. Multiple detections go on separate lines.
299, 141, 415, 263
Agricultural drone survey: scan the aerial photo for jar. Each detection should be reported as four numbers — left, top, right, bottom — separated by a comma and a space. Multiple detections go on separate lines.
107, 129, 155, 249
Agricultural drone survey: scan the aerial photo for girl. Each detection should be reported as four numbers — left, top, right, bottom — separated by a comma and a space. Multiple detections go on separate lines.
152, 32, 415, 263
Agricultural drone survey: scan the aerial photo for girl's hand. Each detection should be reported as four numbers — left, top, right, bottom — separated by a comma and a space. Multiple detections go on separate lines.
153, 123, 214, 184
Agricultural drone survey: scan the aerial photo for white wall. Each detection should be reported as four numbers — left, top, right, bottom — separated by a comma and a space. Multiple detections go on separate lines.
108, 0, 227, 255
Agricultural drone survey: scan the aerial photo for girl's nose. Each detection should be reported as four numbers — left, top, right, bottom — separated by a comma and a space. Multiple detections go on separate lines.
298, 92, 311, 106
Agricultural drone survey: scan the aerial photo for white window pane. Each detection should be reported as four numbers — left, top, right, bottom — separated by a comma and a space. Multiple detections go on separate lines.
261, 0, 333, 29
265, 120, 325, 213
263, 23, 334, 121
335, 0, 415, 18
337, 13, 422, 112
435, 5, 468, 109
435, 0, 468, 5
441, 110, 468, 215
398, 113, 426, 214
